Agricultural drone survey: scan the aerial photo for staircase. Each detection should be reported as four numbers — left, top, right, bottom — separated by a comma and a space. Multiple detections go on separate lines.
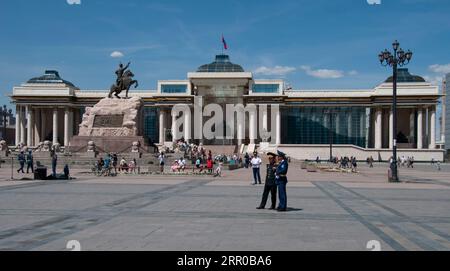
200, 145, 238, 156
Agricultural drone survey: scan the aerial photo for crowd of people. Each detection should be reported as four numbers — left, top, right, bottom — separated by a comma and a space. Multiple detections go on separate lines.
398, 155, 415, 168
94, 153, 138, 176
158, 141, 227, 177
14, 144, 444, 180
326, 156, 358, 172
15, 149, 69, 179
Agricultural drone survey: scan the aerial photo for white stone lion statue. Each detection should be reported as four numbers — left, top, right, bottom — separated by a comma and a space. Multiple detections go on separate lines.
131, 141, 140, 153
87, 141, 96, 152
0, 140, 7, 151
42, 141, 51, 152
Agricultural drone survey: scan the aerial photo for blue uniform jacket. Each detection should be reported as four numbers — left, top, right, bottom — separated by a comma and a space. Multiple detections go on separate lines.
275, 159, 288, 184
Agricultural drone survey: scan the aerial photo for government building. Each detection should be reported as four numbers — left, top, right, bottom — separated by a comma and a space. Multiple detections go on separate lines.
10, 54, 444, 161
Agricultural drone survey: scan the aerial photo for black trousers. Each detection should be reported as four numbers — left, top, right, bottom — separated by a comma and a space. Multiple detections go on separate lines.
259, 185, 277, 208
27, 163, 34, 173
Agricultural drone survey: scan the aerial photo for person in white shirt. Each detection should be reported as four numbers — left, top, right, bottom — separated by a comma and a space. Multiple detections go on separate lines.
179, 157, 186, 172
251, 153, 262, 185
158, 152, 165, 173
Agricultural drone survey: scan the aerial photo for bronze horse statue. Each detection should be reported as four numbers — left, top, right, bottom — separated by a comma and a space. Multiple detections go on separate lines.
108, 70, 139, 99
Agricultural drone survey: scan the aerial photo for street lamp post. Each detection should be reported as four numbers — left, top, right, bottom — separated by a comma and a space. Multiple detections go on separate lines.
1, 105, 13, 142
378, 40, 413, 182
324, 109, 338, 162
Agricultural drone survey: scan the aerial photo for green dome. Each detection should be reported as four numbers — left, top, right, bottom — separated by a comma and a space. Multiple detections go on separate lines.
385, 68, 425, 83
27, 70, 76, 87
197, 54, 244, 72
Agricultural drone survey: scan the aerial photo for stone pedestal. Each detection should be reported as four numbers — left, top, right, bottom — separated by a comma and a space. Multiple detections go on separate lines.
70, 97, 148, 153
78, 97, 144, 137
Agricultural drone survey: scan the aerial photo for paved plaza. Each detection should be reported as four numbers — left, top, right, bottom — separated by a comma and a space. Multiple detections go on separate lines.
0, 163, 449, 251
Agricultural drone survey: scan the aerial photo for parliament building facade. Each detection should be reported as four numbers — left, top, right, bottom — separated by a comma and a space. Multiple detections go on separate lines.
10, 54, 444, 161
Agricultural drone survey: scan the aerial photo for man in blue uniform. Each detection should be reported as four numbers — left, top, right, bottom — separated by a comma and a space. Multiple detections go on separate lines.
275, 150, 289, 212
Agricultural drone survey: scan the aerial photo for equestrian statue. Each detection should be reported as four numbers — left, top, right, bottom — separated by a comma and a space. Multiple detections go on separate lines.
108, 62, 139, 99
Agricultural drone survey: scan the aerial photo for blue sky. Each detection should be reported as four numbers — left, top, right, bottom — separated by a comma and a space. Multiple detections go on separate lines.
1, 1, 449, 108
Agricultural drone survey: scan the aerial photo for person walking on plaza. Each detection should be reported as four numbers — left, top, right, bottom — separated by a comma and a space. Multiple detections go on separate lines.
112, 153, 118, 174
206, 157, 214, 174
63, 164, 70, 180
251, 152, 262, 185
103, 154, 111, 176
158, 152, 165, 173
244, 152, 250, 169
275, 150, 289, 212
256, 152, 278, 210
51, 151, 58, 177
26, 150, 34, 174
368, 156, 374, 168
17, 151, 25, 173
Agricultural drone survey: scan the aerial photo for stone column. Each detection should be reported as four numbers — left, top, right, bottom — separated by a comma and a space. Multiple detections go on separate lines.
389, 109, 394, 149
171, 109, 177, 142
53, 108, 59, 145
20, 106, 26, 145
26, 105, 33, 147
262, 107, 268, 131
15, 105, 21, 145
275, 107, 281, 145
34, 108, 41, 145
374, 108, 382, 149
159, 109, 165, 144
41, 109, 47, 141
429, 106, 436, 149
69, 109, 74, 140
237, 113, 244, 146
194, 96, 203, 144
249, 108, 256, 144
64, 107, 70, 147
184, 107, 191, 143
417, 108, 423, 149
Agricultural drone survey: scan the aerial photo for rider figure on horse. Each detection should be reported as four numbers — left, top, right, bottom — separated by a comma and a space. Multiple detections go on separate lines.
109, 62, 139, 99
115, 62, 130, 90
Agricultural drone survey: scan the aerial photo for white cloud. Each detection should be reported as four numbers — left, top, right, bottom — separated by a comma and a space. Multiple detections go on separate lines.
67, 0, 81, 5
367, 0, 381, 5
300, 66, 344, 79
253, 66, 296, 76
110, 51, 124, 58
348, 70, 358, 76
424, 75, 443, 87
429, 64, 450, 74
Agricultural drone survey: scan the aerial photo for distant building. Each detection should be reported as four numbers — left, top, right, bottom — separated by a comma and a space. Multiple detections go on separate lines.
444, 73, 450, 151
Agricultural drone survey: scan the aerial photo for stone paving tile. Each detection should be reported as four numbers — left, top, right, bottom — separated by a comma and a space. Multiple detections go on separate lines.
0, 193, 127, 211
0, 214, 56, 233
340, 182, 450, 190
0, 163, 449, 251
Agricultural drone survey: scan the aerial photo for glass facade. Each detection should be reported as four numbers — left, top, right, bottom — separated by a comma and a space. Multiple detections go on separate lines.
161, 84, 188, 93
252, 84, 279, 93
282, 107, 367, 147
143, 107, 159, 142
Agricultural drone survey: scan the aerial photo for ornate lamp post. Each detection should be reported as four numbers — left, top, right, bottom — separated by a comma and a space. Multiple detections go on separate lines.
1, 105, 13, 142
378, 40, 413, 182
